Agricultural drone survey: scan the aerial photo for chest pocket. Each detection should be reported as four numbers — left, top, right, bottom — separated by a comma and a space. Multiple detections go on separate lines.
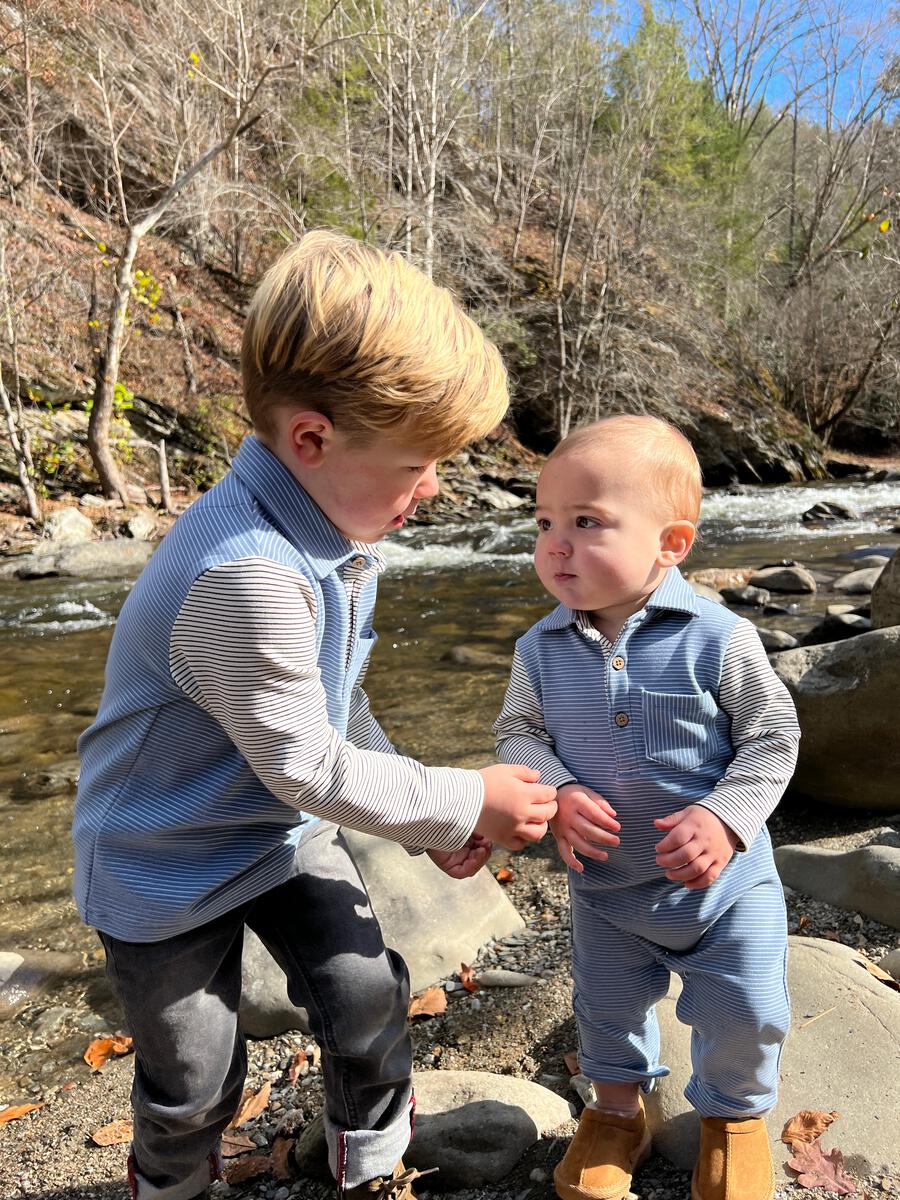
641, 689, 720, 771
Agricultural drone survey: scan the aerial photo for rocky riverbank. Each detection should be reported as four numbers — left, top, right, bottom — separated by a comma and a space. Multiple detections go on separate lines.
1, 798, 898, 1200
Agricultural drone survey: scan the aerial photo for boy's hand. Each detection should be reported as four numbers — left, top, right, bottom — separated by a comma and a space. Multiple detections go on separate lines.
654, 805, 738, 890
427, 835, 493, 879
475, 764, 558, 850
551, 782, 621, 873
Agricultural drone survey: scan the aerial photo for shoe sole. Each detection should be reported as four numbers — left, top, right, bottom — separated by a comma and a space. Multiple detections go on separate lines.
554, 1129, 652, 1200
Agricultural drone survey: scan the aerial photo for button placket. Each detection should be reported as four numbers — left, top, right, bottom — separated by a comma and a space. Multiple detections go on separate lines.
606, 621, 639, 771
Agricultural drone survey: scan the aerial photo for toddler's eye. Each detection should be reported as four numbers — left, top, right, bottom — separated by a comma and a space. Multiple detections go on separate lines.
576, 515, 600, 528
536, 518, 551, 532
408, 465, 427, 473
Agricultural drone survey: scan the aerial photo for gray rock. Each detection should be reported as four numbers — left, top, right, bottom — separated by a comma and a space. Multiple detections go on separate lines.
800, 612, 872, 646
0, 950, 83, 1019
475, 969, 541, 988
125, 511, 158, 541
845, 555, 890, 570
78, 494, 107, 508
53, 540, 153, 579
801, 501, 860, 523
443, 645, 509, 669
826, 603, 857, 617
689, 582, 725, 605
748, 565, 817, 594
772, 627, 900, 811
44, 506, 94, 544
294, 1071, 574, 1188
832, 566, 884, 595
756, 628, 799, 652
774, 842, 900, 928
877, 949, 900, 981
872, 552, 900, 629
481, 484, 527, 511
240, 832, 524, 1037
720, 585, 770, 607
647, 937, 900, 1175
10, 759, 79, 803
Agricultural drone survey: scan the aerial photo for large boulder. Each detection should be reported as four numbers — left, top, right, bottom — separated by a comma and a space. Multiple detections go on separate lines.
774, 836, 900, 929
748, 565, 817, 594
772, 627, 900, 810
831, 566, 884, 595
872, 552, 900, 628
295, 1070, 574, 1187
646, 937, 900, 1176
240, 832, 525, 1037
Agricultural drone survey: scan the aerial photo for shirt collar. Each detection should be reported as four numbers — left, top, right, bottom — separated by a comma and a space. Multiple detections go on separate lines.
231, 436, 384, 580
539, 567, 700, 632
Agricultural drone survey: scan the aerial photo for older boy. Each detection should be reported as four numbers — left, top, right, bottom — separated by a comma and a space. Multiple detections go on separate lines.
494, 416, 800, 1200
73, 231, 557, 1200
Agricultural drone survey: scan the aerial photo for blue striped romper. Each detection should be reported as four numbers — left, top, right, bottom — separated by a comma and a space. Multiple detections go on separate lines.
495, 568, 800, 1117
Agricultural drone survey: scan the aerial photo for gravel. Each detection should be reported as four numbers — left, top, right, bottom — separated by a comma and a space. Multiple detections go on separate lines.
1, 796, 898, 1200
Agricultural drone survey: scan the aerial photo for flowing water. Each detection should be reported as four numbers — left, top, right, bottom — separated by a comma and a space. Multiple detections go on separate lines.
0, 479, 898, 1093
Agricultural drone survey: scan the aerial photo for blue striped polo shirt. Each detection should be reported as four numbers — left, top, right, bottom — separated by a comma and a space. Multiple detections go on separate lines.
73, 436, 483, 941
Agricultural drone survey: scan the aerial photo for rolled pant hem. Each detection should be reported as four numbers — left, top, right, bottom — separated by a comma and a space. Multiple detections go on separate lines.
685, 1079, 777, 1119
327, 1091, 414, 1190
128, 1149, 220, 1200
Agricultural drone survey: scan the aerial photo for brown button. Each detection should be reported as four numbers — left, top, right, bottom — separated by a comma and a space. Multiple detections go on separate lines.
612, 655, 626, 670
614, 712, 630, 727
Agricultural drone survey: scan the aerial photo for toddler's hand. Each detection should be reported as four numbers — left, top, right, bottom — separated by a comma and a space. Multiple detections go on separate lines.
552, 782, 620, 873
654, 805, 738, 890
427, 834, 493, 879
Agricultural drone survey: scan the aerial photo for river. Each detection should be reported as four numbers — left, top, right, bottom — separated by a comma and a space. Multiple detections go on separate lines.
0, 478, 898, 1094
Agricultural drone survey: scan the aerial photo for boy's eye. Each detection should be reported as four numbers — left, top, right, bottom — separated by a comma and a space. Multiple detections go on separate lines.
408, 465, 427, 474
536, 518, 551, 532
576, 515, 600, 528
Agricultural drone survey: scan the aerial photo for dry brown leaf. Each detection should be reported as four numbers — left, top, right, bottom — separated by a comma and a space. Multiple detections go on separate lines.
495, 867, 514, 883
221, 1132, 258, 1157
271, 1135, 295, 1180
83, 1035, 134, 1072
226, 1081, 271, 1129
563, 1050, 580, 1076
788, 1139, 857, 1193
90, 1120, 133, 1147
285, 1049, 308, 1083
855, 958, 900, 992
781, 1110, 840, 1145
408, 986, 447, 1020
797, 914, 809, 930
0, 1102, 44, 1125
459, 963, 479, 993
224, 1154, 271, 1184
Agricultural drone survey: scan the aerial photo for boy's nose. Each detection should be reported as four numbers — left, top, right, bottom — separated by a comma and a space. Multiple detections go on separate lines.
548, 539, 571, 558
415, 463, 440, 499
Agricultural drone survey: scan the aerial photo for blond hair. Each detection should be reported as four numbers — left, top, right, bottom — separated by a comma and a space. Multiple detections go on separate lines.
549, 415, 702, 523
241, 230, 508, 457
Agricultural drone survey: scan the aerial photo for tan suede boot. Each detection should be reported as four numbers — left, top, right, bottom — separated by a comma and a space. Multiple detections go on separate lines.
691, 1116, 775, 1200
554, 1100, 651, 1200
341, 1161, 436, 1200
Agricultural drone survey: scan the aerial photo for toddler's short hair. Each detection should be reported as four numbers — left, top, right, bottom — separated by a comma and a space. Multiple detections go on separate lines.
241, 230, 508, 458
550, 415, 702, 523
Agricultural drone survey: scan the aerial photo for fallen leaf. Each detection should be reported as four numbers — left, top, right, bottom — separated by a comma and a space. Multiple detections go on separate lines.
221, 1132, 258, 1157
781, 1110, 840, 1145
788, 1140, 857, 1194
84, 1035, 134, 1072
285, 1049, 308, 1083
495, 867, 514, 883
797, 914, 809, 930
0, 1102, 44, 1125
408, 986, 447, 1020
271, 1135, 295, 1180
224, 1154, 271, 1183
855, 958, 900, 992
459, 963, 479, 993
90, 1120, 133, 1146
226, 1081, 271, 1129
563, 1050, 580, 1076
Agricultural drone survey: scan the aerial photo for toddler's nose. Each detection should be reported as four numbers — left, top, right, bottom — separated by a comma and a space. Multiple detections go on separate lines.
415, 463, 440, 499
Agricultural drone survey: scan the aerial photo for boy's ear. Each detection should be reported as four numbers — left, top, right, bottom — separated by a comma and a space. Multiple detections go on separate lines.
659, 520, 696, 566
284, 411, 336, 468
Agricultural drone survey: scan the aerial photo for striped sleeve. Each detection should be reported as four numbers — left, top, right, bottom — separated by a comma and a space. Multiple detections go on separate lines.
347, 685, 396, 755
169, 558, 482, 851
493, 647, 578, 789
698, 618, 801, 850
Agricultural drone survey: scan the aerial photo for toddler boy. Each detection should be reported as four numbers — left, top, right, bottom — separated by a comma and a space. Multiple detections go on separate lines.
73, 231, 557, 1200
494, 415, 800, 1200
